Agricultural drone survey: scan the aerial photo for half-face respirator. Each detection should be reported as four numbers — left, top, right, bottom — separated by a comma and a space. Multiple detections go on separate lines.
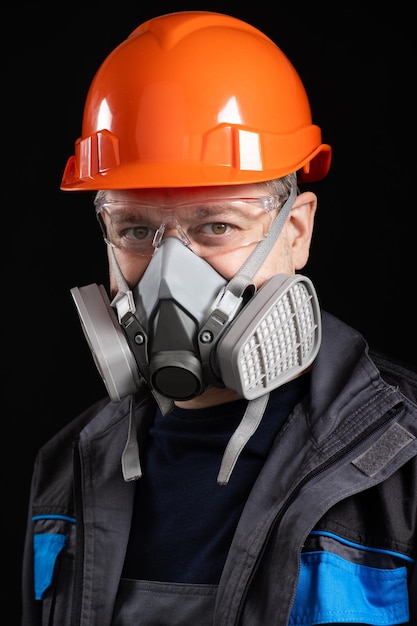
71, 186, 321, 406
71, 185, 321, 484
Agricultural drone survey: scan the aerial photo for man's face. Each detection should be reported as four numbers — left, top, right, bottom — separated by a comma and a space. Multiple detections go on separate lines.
99, 183, 316, 296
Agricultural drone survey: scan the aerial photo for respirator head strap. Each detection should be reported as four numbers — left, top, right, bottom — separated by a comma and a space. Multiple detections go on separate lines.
121, 395, 142, 481
108, 243, 136, 319
212, 183, 316, 484
217, 393, 270, 485
227, 182, 297, 296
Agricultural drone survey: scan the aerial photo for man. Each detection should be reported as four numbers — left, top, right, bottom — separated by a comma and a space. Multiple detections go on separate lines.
22, 11, 417, 625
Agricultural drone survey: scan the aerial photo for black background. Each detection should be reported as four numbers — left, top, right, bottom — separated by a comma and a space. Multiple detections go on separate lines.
7, 2, 415, 618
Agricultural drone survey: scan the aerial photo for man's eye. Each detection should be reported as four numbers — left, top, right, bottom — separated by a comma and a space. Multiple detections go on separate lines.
202, 222, 231, 236
123, 225, 154, 241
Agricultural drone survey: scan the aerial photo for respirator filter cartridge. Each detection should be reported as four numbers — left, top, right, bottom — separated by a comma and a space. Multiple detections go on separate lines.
216, 274, 321, 399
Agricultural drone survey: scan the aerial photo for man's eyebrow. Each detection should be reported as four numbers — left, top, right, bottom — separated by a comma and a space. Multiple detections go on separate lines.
102, 208, 155, 225
190, 202, 261, 220
192, 205, 236, 218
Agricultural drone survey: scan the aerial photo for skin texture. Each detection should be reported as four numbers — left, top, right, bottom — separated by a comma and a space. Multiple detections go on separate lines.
104, 183, 317, 408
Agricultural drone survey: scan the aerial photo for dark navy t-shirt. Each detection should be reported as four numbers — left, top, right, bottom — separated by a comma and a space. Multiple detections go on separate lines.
122, 376, 308, 584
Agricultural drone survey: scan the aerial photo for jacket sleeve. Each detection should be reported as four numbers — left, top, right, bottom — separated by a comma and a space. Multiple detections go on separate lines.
21, 397, 110, 625
22, 454, 41, 625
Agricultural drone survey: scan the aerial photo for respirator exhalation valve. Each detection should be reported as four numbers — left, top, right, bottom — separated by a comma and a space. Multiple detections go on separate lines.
149, 351, 204, 400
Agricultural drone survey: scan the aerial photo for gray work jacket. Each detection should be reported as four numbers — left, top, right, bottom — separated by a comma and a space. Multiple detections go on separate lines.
22, 312, 417, 625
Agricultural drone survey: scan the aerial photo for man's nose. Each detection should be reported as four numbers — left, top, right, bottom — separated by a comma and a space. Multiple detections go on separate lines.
156, 220, 191, 247
163, 224, 179, 236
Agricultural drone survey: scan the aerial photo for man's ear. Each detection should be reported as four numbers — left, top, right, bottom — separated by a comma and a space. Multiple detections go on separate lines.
288, 190, 317, 270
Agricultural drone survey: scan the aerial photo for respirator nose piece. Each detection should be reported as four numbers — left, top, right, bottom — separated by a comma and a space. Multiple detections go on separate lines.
150, 351, 204, 400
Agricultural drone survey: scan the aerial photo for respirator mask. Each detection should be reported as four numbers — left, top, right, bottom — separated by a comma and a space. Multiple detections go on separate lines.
71, 183, 321, 483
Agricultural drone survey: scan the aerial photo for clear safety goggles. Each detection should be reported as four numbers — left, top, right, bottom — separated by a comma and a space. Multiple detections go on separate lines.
95, 195, 281, 258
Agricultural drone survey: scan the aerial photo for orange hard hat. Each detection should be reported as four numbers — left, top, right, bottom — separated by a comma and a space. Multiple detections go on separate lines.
61, 11, 331, 191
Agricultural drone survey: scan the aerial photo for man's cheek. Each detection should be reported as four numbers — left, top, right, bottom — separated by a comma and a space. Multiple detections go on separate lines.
206, 249, 257, 280
110, 255, 151, 291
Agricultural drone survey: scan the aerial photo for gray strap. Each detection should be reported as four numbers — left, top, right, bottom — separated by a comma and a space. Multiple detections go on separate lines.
152, 389, 175, 415
108, 244, 130, 295
197, 182, 298, 362
215, 185, 297, 485
226, 183, 297, 298
108, 244, 136, 319
121, 395, 142, 481
217, 393, 270, 485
